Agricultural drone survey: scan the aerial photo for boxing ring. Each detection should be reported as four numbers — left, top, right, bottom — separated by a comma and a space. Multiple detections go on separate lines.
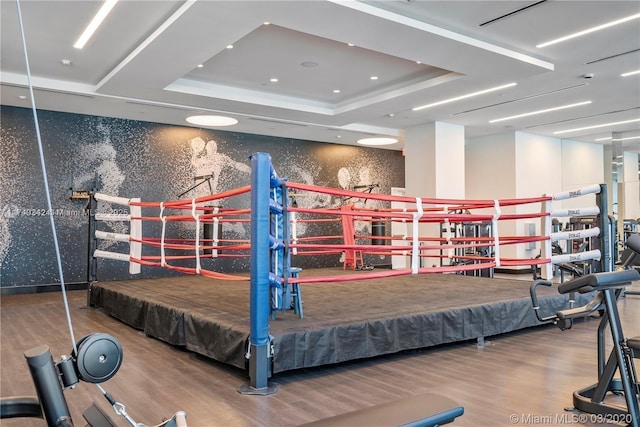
88, 153, 611, 390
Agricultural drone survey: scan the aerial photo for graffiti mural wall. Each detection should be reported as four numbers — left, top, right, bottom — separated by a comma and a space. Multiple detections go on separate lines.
0, 106, 405, 289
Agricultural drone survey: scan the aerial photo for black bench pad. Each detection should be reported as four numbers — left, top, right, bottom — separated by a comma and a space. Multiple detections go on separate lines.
300, 393, 463, 427
558, 269, 640, 294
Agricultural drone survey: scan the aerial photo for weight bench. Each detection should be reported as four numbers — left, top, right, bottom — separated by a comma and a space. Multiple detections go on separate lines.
299, 393, 463, 427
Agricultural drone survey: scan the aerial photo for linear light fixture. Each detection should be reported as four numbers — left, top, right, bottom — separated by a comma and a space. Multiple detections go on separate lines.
621, 69, 640, 77
597, 135, 640, 141
74, 0, 118, 49
413, 83, 517, 111
537, 13, 640, 48
553, 118, 640, 135
489, 101, 592, 123
612, 135, 640, 141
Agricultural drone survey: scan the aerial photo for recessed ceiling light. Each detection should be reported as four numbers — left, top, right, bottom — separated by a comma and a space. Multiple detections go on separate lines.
621, 69, 640, 77
196, 64, 204, 68
357, 137, 398, 146
370, 76, 378, 80
186, 115, 238, 127
270, 78, 279, 83
264, 22, 270, 25
413, 83, 517, 111
18, 95, 27, 100
73, 0, 118, 49
347, 43, 355, 47
60, 59, 72, 66
536, 13, 640, 48
489, 101, 592, 123
226, 44, 234, 49
553, 118, 640, 135
333, 89, 341, 93
595, 136, 612, 141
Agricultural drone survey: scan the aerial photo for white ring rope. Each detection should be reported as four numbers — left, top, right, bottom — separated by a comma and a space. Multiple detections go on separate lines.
95, 230, 130, 242
93, 250, 130, 263
94, 213, 132, 222
94, 193, 131, 206
160, 202, 167, 267
551, 249, 601, 265
402, 207, 408, 241
552, 184, 601, 201
492, 200, 502, 268
550, 227, 600, 242
550, 206, 600, 217
411, 198, 423, 274
129, 198, 142, 274
212, 207, 220, 258
191, 199, 201, 274
290, 211, 298, 255
442, 205, 454, 260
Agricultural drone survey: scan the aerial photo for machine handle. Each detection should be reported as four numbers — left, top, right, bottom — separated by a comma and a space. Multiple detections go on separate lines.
530, 279, 554, 323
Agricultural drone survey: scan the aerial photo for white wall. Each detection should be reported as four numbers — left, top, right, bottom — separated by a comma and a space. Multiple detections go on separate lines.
514, 132, 563, 260
434, 122, 465, 198
466, 132, 605, 265
466, 133, 516, 200
465, 133, 518, 262
560, 138, 604, 212
514, 132, 563, 198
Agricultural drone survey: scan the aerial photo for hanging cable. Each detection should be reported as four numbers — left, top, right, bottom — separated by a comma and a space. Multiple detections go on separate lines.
15, 0, 77, 354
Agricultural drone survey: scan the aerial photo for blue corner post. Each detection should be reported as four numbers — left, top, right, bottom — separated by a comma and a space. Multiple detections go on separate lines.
239, 152, 279, 395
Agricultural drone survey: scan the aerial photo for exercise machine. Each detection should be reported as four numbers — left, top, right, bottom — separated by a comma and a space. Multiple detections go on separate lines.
530, 233, 640, 426
0, 333, 187, 427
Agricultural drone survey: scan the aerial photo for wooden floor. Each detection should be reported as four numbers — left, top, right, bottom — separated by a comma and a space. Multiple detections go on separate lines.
1, 282, 639, 427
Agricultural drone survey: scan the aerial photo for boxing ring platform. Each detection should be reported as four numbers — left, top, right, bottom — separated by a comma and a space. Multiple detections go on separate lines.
89, 268, 591, 374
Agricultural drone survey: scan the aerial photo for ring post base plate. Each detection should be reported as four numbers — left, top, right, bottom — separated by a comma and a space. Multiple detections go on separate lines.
237, 382, 279, 396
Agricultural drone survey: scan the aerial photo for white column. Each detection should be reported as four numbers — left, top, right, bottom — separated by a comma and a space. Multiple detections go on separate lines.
405, 122, 465, 199
405, 121, 465, 267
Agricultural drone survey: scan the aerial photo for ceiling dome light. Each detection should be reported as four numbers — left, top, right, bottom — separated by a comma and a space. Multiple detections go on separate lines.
186, 115, 238, 127
357, 137, 398, 146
